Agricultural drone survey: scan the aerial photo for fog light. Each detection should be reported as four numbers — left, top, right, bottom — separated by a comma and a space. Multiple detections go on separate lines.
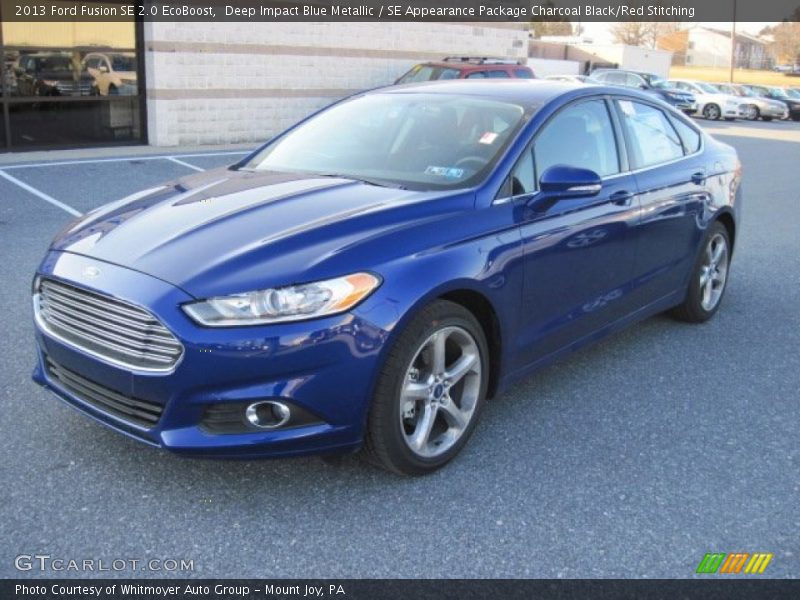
245, 401, 291, 429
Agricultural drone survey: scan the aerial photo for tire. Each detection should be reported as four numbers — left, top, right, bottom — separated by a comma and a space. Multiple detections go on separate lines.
670, 222, 731, 323
703, 103, 721, 120
746, 105, 759, 121
364, 299, 489, 475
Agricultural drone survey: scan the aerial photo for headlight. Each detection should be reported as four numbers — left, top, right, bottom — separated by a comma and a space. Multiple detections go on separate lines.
42, 79, 60, 86
182, 272, 381, 327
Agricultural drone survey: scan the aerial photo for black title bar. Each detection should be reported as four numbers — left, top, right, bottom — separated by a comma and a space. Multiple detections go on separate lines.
1, 0, 799, 22
5, 579, 800, 600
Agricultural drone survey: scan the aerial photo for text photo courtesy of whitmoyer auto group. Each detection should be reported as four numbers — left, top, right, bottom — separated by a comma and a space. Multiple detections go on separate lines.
0, 0, 798, 598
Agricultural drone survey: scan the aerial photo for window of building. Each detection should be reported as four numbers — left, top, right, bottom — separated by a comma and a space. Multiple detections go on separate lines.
1, 11, 144, 149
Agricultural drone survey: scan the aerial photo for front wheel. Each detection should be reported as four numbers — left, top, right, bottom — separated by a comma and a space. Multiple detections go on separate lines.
670, 222, 731, 323
703, 103, 721, 120
745, 105, 759, 121
364, 300, 489, 475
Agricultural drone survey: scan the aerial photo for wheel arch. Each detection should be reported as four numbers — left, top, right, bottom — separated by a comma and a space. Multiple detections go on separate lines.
438, 288, 503, 400
714, 210, 736, 253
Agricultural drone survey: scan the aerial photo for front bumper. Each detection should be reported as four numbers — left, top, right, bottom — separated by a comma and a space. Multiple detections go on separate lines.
32, 252, 389, 458
761, 104, 789, 119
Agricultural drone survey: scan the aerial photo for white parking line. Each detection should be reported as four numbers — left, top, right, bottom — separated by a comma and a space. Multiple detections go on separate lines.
0, 169, 82, 217
0, 150, 250, 170
166, 156, 206, 172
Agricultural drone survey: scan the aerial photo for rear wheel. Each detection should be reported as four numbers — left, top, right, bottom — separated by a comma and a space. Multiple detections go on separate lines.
670, 222, 731, 323
364, 300, 489, 475
703, 103, 721, 120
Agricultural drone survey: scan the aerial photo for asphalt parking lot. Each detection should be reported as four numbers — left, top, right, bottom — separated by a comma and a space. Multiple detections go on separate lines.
0, 119, 798, 579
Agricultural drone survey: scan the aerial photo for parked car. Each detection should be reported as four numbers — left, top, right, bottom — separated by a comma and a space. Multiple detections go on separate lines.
32, 80, 741, 475
395, 57, 534, 83
590, 68, 697, 114
667, 79, 745, 120
711, 83, 788, 121
784, 87, 800, 100
83, 52, 137, 96
14, 52, 94, 97
743, 85, 800, 121
544, 74, 597, 84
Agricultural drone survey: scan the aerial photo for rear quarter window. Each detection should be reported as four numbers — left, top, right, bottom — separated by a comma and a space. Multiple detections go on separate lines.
617, 100, 684, 168
668, 115, 702, 154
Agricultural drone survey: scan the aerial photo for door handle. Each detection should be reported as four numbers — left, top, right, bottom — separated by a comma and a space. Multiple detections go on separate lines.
691, 171, 706, 185
609, 190, 634, 206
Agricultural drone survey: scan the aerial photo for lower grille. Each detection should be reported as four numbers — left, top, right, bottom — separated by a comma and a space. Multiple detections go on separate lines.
45, 357, 163, 428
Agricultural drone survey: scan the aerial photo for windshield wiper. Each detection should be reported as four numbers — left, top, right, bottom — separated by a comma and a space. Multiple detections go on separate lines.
316, 173, 407, 190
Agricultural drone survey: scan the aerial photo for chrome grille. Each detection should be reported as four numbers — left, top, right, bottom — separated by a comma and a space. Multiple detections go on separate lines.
45, 356, 163, 428
36, 278, 183, 372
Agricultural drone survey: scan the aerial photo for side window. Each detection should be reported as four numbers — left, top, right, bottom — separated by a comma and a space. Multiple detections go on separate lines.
534, 99, 621, 178
604, 72, 626, 85
617, 100, 684, 168
85, 57, 99, 69
466, 71, 488, 79
437, 68, 459, 80
485, 70, 511, 78
668, 114, 702, 155
625, 73, 645, 88
514, 68, 534, 79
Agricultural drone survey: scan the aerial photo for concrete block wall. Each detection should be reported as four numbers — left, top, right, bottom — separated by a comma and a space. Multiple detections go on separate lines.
143, 22, 527, 146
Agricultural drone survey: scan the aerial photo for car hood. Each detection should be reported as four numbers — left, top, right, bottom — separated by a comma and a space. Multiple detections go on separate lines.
50, 168, 470, 298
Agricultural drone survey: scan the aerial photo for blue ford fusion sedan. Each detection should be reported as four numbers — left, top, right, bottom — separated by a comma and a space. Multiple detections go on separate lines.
32, 80, 741, 475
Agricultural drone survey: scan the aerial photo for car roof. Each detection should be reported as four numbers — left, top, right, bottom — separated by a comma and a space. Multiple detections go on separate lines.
422, 61, 526, 70
375, 79, 649, 108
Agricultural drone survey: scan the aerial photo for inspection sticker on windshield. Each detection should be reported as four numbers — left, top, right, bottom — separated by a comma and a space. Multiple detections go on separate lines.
479, 131, 499, 145
425, 166, 464, 179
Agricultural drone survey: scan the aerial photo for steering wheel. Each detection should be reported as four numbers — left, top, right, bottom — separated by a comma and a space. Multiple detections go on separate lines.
454, 156, 488, 171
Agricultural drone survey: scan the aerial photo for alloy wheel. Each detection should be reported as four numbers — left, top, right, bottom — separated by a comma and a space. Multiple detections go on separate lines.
699, 233, 729, 311
703, 104, 720, 120
399, 326, 482, 458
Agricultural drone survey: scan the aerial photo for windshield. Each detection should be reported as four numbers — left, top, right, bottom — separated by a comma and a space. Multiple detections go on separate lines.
110, 55, 136, 71
35, 56, 72, 72
768, 87, 788, 98
241, 93, 528, 191
696, 82, 719, 94
786, 88, 800, 99
396, 65, 460, 84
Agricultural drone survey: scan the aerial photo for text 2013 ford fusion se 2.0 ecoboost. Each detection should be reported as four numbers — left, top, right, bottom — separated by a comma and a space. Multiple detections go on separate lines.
32, 80, 741, 475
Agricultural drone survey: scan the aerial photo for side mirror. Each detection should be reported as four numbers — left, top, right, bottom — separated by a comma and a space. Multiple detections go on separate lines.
639, 83, 649, 90
539, 165, 602, 197
98, 65, 109, 73
528, 165, 602, 212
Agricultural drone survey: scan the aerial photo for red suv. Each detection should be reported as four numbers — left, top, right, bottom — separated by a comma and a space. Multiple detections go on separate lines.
395, 57, 534, 84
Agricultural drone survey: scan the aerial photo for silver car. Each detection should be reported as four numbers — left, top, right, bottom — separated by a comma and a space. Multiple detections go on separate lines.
712, 83, 788, 121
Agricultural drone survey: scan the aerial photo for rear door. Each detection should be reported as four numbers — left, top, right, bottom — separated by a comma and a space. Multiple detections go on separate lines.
614, 98, 709, 304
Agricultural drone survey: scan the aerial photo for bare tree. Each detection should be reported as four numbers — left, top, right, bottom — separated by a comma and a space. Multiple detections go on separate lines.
762, 22, 800, 64
612, 22, 684, 49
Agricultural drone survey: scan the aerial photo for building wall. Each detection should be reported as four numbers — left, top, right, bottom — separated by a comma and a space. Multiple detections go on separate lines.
143, 22, 527, 146
686, 30, 732, 68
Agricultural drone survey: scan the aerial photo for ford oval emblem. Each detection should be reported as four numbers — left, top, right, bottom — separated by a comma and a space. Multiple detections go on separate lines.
83, 266, 101, 279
